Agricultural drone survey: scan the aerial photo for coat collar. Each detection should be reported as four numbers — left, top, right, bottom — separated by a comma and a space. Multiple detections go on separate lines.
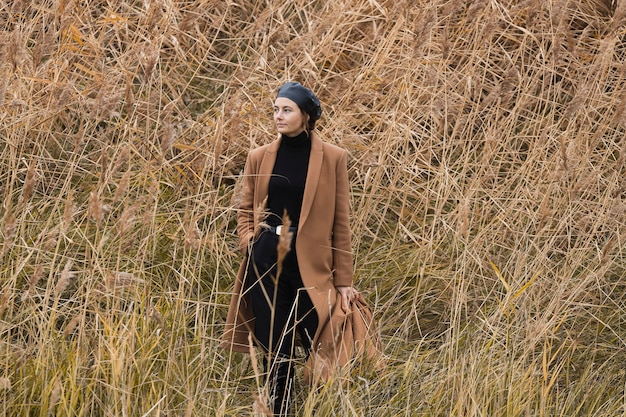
256, 133, 323, 230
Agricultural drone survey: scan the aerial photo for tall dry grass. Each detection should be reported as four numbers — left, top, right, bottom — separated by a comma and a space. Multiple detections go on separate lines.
1, 0, 625, 415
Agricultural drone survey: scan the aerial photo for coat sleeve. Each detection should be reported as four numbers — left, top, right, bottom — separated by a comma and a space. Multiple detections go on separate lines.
331, 150, 354, 287
237, 151, 256, 253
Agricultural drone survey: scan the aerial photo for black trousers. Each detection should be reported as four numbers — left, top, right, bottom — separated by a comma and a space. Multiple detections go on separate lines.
245, 230, 318, 415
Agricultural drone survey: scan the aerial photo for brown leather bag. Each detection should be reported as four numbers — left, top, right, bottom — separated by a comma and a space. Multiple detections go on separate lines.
304, 292, 384, 384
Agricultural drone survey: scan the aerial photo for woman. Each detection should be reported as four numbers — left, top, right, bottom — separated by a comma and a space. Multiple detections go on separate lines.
221, 81, 358, 415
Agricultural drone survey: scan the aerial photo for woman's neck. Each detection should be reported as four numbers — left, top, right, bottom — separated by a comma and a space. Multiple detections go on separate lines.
280, 131, 310, 147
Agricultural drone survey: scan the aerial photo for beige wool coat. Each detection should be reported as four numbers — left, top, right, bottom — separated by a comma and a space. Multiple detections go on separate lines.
220, 132, 353, 356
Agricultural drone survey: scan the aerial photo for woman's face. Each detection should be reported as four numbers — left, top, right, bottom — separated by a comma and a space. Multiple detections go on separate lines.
273, 97, 307, 137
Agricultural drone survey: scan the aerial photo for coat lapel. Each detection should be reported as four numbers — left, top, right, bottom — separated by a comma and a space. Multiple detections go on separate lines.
299, 133, 323, 231
256, 137, 281, 209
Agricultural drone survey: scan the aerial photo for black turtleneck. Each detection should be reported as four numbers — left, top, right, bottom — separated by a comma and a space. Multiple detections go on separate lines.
267, 131, 311, 228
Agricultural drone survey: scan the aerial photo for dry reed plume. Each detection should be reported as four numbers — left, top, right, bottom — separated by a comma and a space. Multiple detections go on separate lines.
1, 0, 625, 415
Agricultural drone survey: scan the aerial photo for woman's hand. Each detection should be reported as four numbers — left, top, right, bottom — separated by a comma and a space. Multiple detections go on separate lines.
336, 286, 358, 312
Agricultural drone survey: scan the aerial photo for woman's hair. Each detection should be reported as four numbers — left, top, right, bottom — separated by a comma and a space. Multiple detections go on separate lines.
304, 112, 315, 132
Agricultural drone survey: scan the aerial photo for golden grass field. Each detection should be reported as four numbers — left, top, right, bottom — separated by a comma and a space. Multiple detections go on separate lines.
1, 0, 625, 415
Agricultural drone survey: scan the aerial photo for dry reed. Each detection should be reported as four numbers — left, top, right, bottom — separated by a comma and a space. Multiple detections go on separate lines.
1, 0, 625, 415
